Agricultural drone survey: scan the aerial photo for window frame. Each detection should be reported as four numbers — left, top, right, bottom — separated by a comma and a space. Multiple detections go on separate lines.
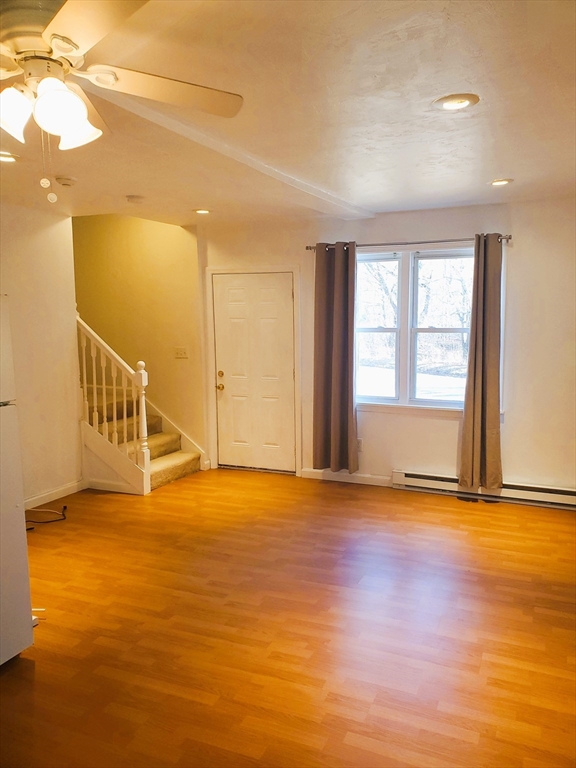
355, 245, 475, 410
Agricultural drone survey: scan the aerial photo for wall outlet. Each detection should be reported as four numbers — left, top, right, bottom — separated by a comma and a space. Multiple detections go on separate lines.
357, 438, 363, 452
175, 347, 189, 359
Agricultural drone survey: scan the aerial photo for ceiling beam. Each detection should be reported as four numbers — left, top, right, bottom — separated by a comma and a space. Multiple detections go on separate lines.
82, 84, 376, 221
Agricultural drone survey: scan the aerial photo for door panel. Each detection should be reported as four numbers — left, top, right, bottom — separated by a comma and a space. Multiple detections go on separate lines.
213, 272, 295, 471
229, 396, 247, 444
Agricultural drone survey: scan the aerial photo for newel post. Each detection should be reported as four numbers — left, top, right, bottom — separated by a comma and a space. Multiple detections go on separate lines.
136, 361, 150, 477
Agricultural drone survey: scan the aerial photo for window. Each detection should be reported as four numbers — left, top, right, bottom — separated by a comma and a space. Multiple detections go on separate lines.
355, 247, 474, 408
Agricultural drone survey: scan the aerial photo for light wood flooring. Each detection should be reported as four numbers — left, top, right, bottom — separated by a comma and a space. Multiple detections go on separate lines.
1, 470, 575, 768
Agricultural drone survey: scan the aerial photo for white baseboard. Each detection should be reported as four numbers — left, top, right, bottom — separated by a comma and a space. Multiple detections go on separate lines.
201, 459, 211, 471
25, 480, 87, 509
301, 468, 392, 487
83, 480, 143, 495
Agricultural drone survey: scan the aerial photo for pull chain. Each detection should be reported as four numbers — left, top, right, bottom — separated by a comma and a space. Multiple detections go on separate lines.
47, 132, 57, 202
40, 130, 57, 203
40, 129, 50, 187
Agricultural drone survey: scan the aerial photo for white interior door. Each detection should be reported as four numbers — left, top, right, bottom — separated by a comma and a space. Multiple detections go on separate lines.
213, 272, 296, 472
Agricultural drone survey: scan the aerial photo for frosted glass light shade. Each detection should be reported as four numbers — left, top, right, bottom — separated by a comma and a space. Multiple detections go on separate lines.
0, 86, 33, 143
59, 120, 103, 150
36, 77, 63, 97
33, 78, 88, 136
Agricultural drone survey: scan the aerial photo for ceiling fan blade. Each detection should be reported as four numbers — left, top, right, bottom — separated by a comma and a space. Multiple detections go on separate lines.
0, 42, 16, 58
42, 0, 148, 57
0, 59, 23, 81
86, 65, 243, 118
0, 42, 20, 76
66, 82, 109, 133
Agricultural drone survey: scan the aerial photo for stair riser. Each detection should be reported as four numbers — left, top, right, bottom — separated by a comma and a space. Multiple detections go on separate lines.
89, 406, 136, 425
98, 401, 136, 422
151, 455, 200, 491
98, 414, 162, 444
127, 433, 181, 461
85, 389, 136, 422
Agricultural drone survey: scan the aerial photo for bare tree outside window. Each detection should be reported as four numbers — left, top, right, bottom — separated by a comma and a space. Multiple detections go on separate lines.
355, 249, 474, 405
356, 259, 398, 398
414, 256, 473, 399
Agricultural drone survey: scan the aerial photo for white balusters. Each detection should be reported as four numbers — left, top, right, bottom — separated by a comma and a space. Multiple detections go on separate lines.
80, 330, 89, 422
91, 340, 98, 428
122, 371, 128, 454
100, 349, 108, 440
136, 361, 150, 472
111, 363, 118, 447
76, 317, 149, 474
131, 380, 137, 446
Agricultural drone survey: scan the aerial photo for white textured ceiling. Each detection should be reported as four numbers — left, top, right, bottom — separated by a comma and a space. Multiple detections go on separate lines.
1, 0, 574, 225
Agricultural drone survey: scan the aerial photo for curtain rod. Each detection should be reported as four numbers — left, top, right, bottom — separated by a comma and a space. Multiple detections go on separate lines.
305, 235, 512, 251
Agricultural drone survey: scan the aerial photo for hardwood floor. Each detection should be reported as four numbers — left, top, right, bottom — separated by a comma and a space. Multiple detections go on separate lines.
1, 470, 574, 768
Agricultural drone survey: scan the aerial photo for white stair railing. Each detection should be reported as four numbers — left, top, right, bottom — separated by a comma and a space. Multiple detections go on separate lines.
77, 316, 150, 475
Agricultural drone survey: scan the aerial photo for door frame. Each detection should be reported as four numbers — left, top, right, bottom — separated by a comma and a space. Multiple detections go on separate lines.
204, 265, 302, 476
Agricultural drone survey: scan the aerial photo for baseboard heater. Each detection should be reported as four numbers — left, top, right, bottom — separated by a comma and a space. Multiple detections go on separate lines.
392, 470, 576, 509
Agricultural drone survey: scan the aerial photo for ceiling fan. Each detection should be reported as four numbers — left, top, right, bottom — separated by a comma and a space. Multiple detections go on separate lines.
0, 0, 243, 150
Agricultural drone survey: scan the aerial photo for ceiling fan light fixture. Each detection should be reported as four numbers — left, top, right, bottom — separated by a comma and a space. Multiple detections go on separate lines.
0, 151, 18, 163
0, 85, 33, 143
33, 78, 88, 136
59, 119, 102, 150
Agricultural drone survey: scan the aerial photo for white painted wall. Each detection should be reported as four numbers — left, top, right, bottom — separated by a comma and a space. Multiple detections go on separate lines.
73, 215, 206, 453
502, 197, 575, 487
0, 203, 82, 503
203, 197, 575, 490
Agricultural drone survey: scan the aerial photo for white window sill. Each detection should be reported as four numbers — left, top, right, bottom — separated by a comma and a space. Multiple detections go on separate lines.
357, 402, 505, 421
356, 402, 463, 420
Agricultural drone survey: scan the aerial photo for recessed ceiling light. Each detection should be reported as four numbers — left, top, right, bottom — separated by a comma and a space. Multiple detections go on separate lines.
432, 93, 480, 111
491, 178, 514, 186
195, 209, 210, 214
0, 150, 18, 163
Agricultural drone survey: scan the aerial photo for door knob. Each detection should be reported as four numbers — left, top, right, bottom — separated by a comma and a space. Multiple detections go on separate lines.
216, 383, 225, 390
218, 370, 224, 377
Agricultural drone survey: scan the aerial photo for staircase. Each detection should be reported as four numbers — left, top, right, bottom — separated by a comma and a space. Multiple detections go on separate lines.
98, 398, 200, 491
78, 316, 201, 494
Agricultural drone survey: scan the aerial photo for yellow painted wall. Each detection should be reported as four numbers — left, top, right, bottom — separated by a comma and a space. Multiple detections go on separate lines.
73, 214, 206, 453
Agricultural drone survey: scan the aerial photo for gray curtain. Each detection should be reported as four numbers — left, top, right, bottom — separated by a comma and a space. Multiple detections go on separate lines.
459, 233, 503, 492
313, 242, 359, 473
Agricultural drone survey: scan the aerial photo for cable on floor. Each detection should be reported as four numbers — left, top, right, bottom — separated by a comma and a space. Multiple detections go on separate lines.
25, 505, 67, 531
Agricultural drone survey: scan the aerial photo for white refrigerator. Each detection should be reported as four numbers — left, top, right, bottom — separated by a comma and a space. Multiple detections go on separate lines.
0, 294, 33, 664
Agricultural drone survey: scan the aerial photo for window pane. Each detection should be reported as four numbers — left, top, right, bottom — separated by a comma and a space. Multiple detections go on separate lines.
416, 257, 473, 328
414, 332, 468, 401
356, 331, 396, 398
357, 260, 399, 328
